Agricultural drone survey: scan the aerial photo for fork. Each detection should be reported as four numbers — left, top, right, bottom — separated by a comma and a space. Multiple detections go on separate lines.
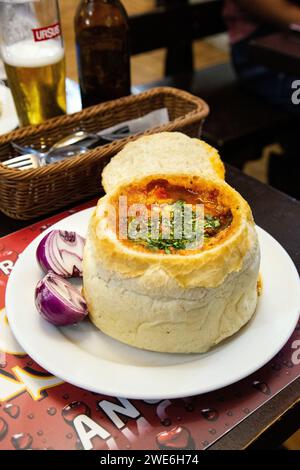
2, 145, 88, 170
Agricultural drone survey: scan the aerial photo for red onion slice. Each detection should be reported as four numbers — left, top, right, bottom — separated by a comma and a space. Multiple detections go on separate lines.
35, 273, 88, 326
36, 230, 85, 278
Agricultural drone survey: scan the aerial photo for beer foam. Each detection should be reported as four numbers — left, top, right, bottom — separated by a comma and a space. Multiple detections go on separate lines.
1, 39, 64, 68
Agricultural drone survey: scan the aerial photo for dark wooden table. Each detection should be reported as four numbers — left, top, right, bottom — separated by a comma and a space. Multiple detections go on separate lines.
249, 32, 300, 76
0, 165, 299, 449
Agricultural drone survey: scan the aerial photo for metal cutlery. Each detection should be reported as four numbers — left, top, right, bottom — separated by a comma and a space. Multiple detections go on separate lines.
10, 132, 100, 156
3, 126, 132, 170
2, 145, 88, 170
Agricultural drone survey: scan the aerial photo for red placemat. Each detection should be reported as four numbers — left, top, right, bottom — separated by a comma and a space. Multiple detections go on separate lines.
0, 201, 299, 450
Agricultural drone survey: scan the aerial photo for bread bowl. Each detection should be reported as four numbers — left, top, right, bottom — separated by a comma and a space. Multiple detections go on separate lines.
83, 161, 260, 353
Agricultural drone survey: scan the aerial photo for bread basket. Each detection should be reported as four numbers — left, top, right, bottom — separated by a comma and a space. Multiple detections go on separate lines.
0, 87, 209, 220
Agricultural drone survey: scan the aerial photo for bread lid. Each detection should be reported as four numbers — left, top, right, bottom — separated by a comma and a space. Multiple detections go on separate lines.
102, 132, 225, 194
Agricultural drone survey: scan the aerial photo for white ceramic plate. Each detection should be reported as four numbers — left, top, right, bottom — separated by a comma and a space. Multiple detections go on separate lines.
5, 208, 300, 399
0, 79, 82, 136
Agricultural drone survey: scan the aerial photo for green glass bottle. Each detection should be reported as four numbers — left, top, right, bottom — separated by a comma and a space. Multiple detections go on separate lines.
75, 0, 131, 108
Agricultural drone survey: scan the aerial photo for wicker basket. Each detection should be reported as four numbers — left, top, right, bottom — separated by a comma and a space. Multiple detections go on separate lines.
0, 87, 209, 220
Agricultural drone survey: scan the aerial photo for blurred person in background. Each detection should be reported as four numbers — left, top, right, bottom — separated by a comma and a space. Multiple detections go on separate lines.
224, 0, 300, 199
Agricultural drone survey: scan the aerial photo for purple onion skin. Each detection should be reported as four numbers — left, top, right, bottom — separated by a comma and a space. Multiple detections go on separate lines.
35, 275, 88, 327
36, 230, 85, 278
36, 231, 53, 274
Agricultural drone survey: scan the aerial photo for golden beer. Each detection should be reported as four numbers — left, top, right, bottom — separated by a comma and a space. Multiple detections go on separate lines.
3, 39, 66, 126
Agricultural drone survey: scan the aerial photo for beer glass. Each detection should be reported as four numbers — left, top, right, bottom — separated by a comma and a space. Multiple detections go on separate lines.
0, 0, 66, 126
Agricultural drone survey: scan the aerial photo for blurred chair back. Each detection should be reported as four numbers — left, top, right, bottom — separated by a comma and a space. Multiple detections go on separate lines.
129, 0, 226, 75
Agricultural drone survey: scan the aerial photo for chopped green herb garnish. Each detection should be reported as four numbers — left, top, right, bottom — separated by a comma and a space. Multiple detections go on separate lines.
128, 200, 225, 254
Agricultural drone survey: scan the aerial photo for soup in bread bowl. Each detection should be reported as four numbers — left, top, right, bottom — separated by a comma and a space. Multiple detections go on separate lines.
83, 174, 260, 353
